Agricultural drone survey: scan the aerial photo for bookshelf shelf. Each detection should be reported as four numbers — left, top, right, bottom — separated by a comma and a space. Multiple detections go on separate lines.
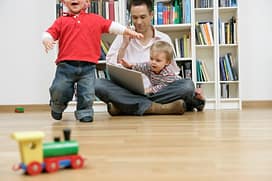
175, 57, 193, 61
195, 8, 214, 13
154, 24, 191, 31
196, 45, 215, 48
219, 7, 237, 13
219, 44, 238, 47
197, 81, 216, 84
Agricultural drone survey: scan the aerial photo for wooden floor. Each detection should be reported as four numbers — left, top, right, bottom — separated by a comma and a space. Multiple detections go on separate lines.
1, 108, 272, 181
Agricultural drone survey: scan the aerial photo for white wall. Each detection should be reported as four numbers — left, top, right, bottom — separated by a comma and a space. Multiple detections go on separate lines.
0, 1, 56, 105
239, 0, 272, 100
0, 0, 271, 105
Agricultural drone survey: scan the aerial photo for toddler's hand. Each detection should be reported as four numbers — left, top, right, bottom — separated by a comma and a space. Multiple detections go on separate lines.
118, 58, 133, 69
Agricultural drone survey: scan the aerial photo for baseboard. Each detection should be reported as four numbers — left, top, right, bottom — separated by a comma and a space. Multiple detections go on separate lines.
1, 101, 271, 113
242, 100, 272, 109
0, 104, 50, 113
0, 102, 107, 113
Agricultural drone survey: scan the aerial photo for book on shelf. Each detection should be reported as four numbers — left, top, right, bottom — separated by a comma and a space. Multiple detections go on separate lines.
224, 54, 234, 81
221, 83, 229, 98
219, 53, 238, 81
196, 21, 214, 45
195, 23, 205, 45
226, 53, 238, 80
99, 46, 106, 60
183, 0, 191, 23
196, 59, 210, 82
100, 40, 109, 55
174, 38, 181, 58
200, 60, 210, 81
156, 2, 164, 25
219, 57, 227, 81
108, 0, 115, 21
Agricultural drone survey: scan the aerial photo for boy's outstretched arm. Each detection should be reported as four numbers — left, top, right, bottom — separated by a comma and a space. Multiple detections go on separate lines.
109, 22, 143, 40
123, 28, 143, 39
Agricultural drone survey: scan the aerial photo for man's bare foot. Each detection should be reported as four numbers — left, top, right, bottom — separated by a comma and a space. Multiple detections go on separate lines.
194, 88, 205, 111
195, 88, 205, 101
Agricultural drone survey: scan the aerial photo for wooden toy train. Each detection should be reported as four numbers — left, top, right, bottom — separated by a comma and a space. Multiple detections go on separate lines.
11, 128, 84, 176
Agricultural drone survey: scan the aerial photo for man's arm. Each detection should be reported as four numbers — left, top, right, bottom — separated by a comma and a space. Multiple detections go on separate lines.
106, 22, 142, 64
106, 35, 123, 64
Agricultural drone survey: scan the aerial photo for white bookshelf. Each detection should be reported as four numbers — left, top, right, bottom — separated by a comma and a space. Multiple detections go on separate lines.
194, 0, 240, 109
217, 1, 240, 109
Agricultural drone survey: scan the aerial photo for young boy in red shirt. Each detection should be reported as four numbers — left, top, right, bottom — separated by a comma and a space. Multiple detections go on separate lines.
42, 0, 143, 122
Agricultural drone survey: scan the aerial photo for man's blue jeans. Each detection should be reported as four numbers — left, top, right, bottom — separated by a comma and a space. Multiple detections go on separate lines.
49, 61, 96, 120
95, 78, 196, 115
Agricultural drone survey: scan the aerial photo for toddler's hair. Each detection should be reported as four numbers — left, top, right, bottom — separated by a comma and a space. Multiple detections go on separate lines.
150, 41, 174, 63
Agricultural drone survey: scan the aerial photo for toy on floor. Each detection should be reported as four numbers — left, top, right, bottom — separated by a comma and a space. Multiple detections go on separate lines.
11, 128, 84, 176
15, 107, 24, 113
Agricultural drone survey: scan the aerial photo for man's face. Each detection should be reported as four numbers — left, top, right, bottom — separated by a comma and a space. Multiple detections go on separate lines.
63, 0, 85, 14
130, 4, 153, 34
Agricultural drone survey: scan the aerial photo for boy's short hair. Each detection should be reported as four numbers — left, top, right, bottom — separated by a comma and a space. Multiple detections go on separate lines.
151, 41, 174, 63
128, 0, 153, 13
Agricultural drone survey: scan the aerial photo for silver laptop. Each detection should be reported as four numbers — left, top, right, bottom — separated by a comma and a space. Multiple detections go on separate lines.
106, 63, 145, 95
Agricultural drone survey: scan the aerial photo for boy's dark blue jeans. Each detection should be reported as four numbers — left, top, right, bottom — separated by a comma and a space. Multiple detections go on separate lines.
49, 61, 96, 120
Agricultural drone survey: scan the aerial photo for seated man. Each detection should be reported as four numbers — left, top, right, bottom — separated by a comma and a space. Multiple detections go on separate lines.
95, 0, 205, 115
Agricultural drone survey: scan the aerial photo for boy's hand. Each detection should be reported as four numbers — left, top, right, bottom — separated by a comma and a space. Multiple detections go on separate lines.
42, 38, 56, 53
124, 28, 143, 39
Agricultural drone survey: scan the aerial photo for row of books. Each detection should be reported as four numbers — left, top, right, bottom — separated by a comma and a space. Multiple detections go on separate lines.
88, 0, 120, 22
100, 40, 111, 60
154, 0, 191, 25
219, 0, 237, 7
173, 34, 191, 58
219, 52, 238, 81
195, 21, 214, 45
195, 0, 213, 8
178, 61, 192, 79
95, 69, 110, 80
218, 17, 237, 44
196, 59, 210, 82
56, 0, 121, 22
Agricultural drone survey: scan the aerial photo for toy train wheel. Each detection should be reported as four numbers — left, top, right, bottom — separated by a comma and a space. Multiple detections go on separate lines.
27, 161, 42, 176
71, 156, 84, 169
45, 160, 59, 173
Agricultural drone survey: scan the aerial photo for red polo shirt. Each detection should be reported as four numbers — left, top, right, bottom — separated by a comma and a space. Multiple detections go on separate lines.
46, 11, 112, 64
